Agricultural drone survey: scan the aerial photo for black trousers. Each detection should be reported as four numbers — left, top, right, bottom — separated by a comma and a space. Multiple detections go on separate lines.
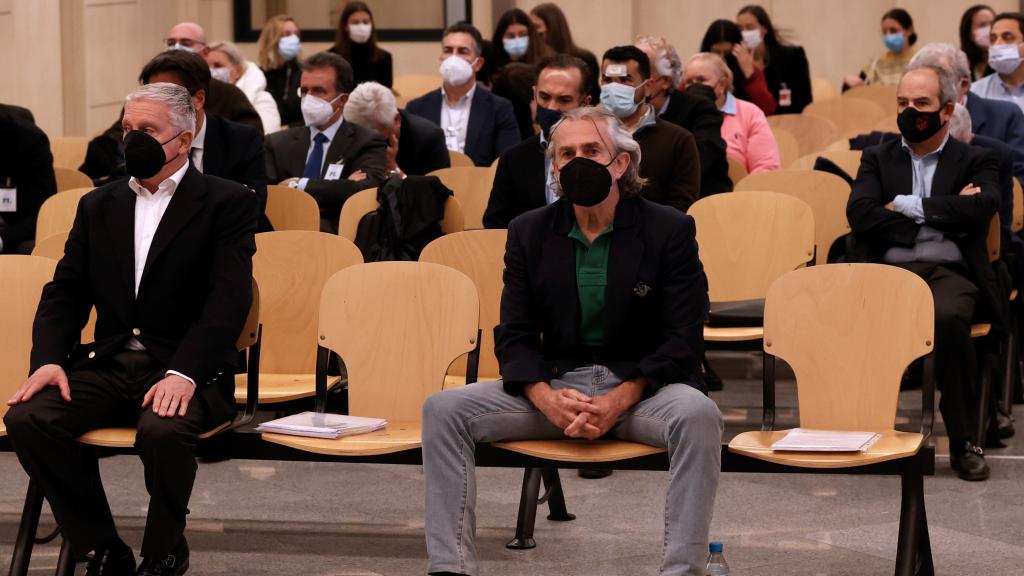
898, 262, 979, 443
4, 351, 219, 560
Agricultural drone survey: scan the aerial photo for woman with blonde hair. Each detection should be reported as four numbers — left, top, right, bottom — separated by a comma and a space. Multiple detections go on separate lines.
257, 14, 303, 126
207, 40, 281, 133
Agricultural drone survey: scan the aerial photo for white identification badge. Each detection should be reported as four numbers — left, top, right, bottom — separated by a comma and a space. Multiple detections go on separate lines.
445, 134, 460, 151
779, 87, 792, 108
0, 188, 16, 212
324, 162, 345, 181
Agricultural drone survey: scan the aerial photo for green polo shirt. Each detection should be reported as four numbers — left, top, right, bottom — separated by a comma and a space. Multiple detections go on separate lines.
568, 222, 614, 347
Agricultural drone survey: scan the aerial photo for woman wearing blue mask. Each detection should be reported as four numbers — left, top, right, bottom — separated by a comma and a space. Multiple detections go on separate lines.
490, 9, 552, 139
844, 8, 918, 90
257, 14, 303, 127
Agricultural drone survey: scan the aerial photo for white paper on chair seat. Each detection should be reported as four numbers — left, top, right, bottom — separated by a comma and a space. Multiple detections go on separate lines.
770, 428, 881, 452
256, 411, 387, 439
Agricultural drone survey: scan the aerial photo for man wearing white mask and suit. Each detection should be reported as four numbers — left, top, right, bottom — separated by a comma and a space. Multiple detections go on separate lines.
405, 23, 520, 167
264, 51, 387, 232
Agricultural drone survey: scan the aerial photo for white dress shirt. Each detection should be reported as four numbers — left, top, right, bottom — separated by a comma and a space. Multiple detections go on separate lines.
441, 83, 477, 153
126, 159, 195, 386
190, 117, 207, 172
297, 116, 345, 191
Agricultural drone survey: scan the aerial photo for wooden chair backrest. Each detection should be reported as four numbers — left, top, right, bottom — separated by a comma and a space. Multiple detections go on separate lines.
766, 114, 839, 157
337, 187, 465, 244
265, 184, 320, 232
803, 98, 888, 139
873, 115, 898, 133
689, 191, 814, 301
252, 231, 362, 374
429, 166, 497, 230
237, 279, 261, 351
735, 170, 852, 266
319, 262, 479, 422
765, 264, 933, 430
0, 256, 57, 420
420, 229, 507, 380
35, 188, 89, 244
727, 155, 748, 187
772, 127, 801, 168
393, 74, 441, 102
842, 84, 898, 116
54, 167, 93, 193
811, 77, 838, 101
448, 150, 475, 168
50, 136, 89, 171
825, 138, 851, 151
31, 232, 69, 260
791, 149, 863, 179
1013, 179, 1023, 234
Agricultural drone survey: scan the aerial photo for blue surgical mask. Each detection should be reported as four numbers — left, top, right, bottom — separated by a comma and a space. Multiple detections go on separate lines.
883, 32, 905, 53
278, 35, 301, 61
503, 36, 529, 59
600, 82, 643, 118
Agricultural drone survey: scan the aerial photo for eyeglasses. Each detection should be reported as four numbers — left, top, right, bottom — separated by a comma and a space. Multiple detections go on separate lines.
165, 38, 205, 49
297, 86, 339, 99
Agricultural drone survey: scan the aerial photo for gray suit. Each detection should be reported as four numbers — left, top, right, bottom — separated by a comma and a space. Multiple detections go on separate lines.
264, 120, 387, 232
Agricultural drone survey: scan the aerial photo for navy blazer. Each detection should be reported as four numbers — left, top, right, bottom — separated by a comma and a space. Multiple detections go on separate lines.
495, 196, 709, 396
966, 91, 1024, 186
405, 84, 520, 167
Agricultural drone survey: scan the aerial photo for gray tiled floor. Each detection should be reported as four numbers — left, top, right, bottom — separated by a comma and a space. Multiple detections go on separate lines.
2, 352, 1023, 575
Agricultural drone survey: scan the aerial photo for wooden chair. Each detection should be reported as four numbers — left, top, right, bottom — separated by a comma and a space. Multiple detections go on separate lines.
30, 232, 69, 260
393, 74, 442, 105
265, 184, 320, 231
803, 98, 888, 139
428, 166, 498, 230
236, 231, 363, 404
448, 150, 475, 168
34, 188, 90, 244
766, 114, 838, 157
728, 263, 935, 575
420, 230, 507, 386
811, 77, 838, 101
772, 127, 801, 168
734, 170, 852, 265
841, 84, 898, 115
53, 167, 93, 193
825, 138, 851, 151
873, 114, 899, 133
337, 187, 465, 244
261, 261, 480, 456
727, 155, 748, 187
1014, 179, 1023, 233
790, 149, 863, 179
49, 136, 89, 171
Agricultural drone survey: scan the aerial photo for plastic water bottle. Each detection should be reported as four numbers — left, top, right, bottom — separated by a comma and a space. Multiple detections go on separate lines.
706, 541, 729, 575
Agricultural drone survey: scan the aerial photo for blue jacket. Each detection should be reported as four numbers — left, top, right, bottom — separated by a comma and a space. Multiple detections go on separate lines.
966, 91, 1024, 187
406, 84, 520, 167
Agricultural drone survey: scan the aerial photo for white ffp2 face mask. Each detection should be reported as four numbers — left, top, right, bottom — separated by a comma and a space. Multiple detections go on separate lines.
741, 29, 763, 50
974, 26, 992, 48
989, 43, 1023, 75
210, 67, 232, 83
439, 55, 475, 86
301, 94, 341, 127
349, 23, 373, 44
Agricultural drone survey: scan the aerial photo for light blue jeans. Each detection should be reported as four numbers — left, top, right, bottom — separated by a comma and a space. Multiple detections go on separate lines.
421, 364, 723, 575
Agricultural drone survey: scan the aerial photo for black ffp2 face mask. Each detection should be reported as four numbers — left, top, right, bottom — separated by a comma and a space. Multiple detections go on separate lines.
123, 130, 182, 179
897, 106, 946, 144
557, 155, 616, 207
535, 104, 563, 140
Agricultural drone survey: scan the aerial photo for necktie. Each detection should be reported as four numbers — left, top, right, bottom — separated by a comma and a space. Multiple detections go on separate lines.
303, 133, 329, 180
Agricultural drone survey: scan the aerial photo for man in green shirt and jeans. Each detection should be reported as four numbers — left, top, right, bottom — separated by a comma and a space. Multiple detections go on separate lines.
421, 106, 722, 576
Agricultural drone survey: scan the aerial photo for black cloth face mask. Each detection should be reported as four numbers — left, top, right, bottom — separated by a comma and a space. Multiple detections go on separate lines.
123, 130, 183, 179
557, 155, 616, 207
535, 105, 563, 140
897, 106, 946, 144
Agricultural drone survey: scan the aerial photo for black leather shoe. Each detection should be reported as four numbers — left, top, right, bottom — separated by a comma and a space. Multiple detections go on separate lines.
950, 441, 990, 481
578, 468, 613, 479
136, 538, 188, 576
996, 411, 1015, 439
85, 539, 135, 576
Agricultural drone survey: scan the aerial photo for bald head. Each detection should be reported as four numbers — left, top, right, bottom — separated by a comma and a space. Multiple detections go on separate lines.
166, 22, 208, 54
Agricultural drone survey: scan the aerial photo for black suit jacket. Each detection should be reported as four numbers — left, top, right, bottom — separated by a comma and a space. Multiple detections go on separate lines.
496, 196, 708, 396
264, 120, 387, 230
0, 105, 57, 253
396, 109, 450, 176
30, 166, 257, 420
659, 87, 732, 196
483, 134, 546, 229
764, 44, 813, 114
846, 137, 1003, 323
202, 113, 268, 219
405, 85, 520, 167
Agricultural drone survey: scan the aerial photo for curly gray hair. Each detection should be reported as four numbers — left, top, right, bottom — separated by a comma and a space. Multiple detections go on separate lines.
546, 106, 645, 198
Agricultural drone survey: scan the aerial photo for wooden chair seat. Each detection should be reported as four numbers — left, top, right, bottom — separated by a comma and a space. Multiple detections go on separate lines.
262, 421, 422, 456
971, 323, 991, 339
77, 421, 232, 448
233, 373, 341, 403
703, 325, 764, 342
442, 374, 500, 389
493, 439, 665, 463
728, 429, 923, 469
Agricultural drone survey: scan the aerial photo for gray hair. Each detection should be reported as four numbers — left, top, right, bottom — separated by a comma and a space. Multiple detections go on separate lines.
208, 40, 245, 67
546, 106, 646, 197
948, 102, 974, 142
636, 36, 682, 87
125, 82, 196, 134
901, 64, 959, 107
343, 81, 399, 133
685, 52, 733, 92
909, 42, 971, 82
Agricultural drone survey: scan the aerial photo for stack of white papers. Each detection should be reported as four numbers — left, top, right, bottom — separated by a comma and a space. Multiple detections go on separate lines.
256, 412, 387, 439
771, 428, 881, 452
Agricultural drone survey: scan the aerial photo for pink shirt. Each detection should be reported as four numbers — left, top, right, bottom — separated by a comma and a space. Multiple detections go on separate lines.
720, 92, 781, 174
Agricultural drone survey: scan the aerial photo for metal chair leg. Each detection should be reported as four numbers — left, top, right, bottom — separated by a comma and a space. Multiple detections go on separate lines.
895, 456, 932, 576
540, 468, 576, 522
506, 467, 542, 550
54, 536, 76, 576
8, 480, 44, 576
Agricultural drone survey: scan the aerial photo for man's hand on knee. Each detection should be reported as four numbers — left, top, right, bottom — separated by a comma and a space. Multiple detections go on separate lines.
142, 375, 195, 418
8, 364, 70, 405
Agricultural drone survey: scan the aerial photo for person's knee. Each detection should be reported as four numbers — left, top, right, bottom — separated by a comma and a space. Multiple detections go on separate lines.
665, 386, 723, 439
423, 389, 463, 423
934, 300, 972, 333
135, 413, 197, 453
3, 404, 36, 438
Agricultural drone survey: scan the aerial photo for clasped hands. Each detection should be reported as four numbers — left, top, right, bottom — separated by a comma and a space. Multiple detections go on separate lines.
524, 379, 644, 441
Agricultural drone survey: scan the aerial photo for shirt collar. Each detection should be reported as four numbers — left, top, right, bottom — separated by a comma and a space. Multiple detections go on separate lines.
900, 131, 951, 161
192, 116, 207, 150
128, 158, 189, 197
441, 82, 477, 106
721, 91, 737, 115
658, 93, 672, 116
311, 116, 344, 142
628, 105, 658, 135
